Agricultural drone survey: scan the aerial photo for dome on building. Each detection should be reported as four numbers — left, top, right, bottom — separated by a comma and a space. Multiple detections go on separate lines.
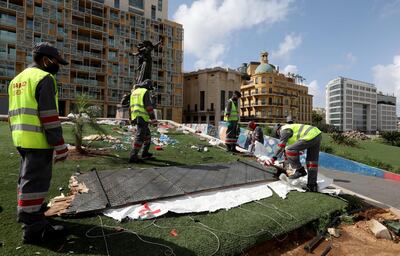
255, 63, 275, 74
254, 51, 276, 74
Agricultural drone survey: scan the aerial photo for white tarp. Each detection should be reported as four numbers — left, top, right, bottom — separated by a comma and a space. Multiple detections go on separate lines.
104, 181, 274, 221
104, 171, 340, 222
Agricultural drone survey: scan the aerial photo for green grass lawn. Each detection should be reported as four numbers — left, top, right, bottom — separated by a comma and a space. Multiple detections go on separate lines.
0, 121, 346, 256
321, 133, 400, 173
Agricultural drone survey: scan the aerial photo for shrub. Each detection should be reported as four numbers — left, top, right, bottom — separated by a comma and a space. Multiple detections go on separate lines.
380, 131, 400, 146
316, 123, 338, 133
330, 132, 358, 147
363, 156, 393, 171
320, 144, 334, 154
263, 125, 275, 137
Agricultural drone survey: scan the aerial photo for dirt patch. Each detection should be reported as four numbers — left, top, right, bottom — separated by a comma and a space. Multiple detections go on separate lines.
246, 208, 400, 256
67, 147, 116, 160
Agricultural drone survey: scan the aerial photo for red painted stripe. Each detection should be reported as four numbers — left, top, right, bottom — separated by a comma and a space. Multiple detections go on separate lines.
18, 198, 44, 206
278, 143, 286, 148
384, 172, 400, 182
307, 164, 318, 168
286, 151, 299, 156
134, 143, 142, 148
40, 115, 59, 123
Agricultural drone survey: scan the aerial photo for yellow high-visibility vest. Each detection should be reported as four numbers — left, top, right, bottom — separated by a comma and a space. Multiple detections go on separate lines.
130, 87, 150, 122
281, 123, 321, 145
224, 99, 239, 121
8, 67, 58, 149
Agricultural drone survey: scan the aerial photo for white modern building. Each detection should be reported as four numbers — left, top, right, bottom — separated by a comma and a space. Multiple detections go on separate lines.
326, 77, 378, 132
377, 93, 397, 131
326, 77, 397, 132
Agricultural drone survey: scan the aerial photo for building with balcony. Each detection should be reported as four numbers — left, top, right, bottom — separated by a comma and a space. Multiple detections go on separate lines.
326, 77, 397, 132
240, 52, 313, 124
183, 67, 242, 125
0, 0, 183, 121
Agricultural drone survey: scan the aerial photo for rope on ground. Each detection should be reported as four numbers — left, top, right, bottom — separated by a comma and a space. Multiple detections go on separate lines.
98, 215, 110, 256
86, 217, 175, 256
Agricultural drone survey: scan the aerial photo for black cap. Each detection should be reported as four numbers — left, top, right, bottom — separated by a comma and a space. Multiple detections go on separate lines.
33, 42, 69, 65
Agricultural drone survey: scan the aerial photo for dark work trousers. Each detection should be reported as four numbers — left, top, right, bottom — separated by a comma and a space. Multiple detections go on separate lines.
285, 134, 322, 185
225, 121, 238, 151
16, 147, 53, 238
131, 117, 151, 157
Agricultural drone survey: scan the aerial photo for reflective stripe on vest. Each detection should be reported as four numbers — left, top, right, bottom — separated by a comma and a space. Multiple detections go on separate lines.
281, 124, 321, 145
130, 87, 149, 122
224, 99, 239, 121
8, 67, 57, 149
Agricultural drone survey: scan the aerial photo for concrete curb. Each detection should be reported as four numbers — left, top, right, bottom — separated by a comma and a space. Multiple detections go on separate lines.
320, 152, 400, 183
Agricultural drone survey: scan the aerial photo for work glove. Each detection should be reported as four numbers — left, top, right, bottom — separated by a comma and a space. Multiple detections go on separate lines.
54, 144, 68, 163
264, 157, 276, 166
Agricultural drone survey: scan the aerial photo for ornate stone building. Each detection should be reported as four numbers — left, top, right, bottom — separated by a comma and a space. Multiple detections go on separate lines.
240, 52, 313, 124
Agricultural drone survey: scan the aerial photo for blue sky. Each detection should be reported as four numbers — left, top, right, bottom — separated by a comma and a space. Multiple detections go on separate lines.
168, 0, 400, 111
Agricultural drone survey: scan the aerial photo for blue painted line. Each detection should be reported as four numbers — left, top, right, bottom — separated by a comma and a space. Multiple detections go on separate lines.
319, 152, 385, 178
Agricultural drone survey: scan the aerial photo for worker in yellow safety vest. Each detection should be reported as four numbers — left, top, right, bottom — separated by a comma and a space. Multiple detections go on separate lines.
264, 123, 322, 192
8, 42, 69, 244
129, 79, 158, 163
223, 91, 241, 152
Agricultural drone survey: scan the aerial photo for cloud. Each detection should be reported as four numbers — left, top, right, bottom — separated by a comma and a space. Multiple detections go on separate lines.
378, 0, 400, 18
283, 64, 299, 75
306, 80, 324, 107
271, 33, 302, 60
346, 52, 357, 64
173, 0, 293, 69
372, 55, 400, 114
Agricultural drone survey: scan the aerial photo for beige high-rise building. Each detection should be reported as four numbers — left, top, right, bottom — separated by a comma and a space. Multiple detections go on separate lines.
183, 67, 242, 125
240, 52, 313, 124
0, 0, 183, 121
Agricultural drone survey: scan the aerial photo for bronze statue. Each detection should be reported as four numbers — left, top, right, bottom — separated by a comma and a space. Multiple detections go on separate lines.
133, 40, 162, 84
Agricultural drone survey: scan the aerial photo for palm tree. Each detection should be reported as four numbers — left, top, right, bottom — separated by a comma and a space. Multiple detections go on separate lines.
69, 94, 106, 154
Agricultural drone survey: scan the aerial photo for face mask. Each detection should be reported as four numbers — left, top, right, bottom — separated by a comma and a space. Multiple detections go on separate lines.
44, 57, 60, 75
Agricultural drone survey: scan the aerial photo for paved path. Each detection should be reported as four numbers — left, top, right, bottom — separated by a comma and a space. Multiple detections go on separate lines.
320, 167, 400, 209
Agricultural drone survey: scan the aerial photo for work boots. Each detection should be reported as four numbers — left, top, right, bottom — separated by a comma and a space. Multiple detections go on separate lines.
141, 152, 154, 159
128, 154, 142, 163
23, 224, 66, 245
289, 167, 307, 179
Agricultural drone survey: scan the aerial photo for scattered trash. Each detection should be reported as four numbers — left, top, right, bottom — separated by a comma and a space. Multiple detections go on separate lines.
155, 145, 163, 151
182, 130, 190, 134
35, 252, 41, 255
204, 147, 209, 152
169, 229, 178, 237
16, 246, 22, 250
327, 227, 341, 238
208, 138, 222, 146
157, 128, 169, 134
83, 134, 121, 144
383, 220, 400, 235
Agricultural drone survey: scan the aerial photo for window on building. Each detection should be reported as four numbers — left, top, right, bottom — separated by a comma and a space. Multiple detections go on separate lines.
220, 90, 226, 111
129, 0, 144, 9
151, 5, 156, 20
115, 0, 120, 8
269, 87, 272, 93
262, 77, 266, 83
158, 0, 162, 11
26, 18, 33, 29
201, 116, 206, 122
195, 104, 198, 111
210, 103, 214, 111
200, 91, 205, 111
228, 91, 233, 98
269, 77, 273, 84
269, 97, 272, 105
187, 104, 190, 111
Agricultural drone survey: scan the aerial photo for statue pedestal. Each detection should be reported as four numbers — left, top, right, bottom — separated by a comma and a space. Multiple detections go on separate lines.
116, 104, 129, 119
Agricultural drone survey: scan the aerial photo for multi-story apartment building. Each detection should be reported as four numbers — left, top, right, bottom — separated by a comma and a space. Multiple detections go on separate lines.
326, 77, 397, 132
183, 67, 242, 125
377, 93, 397, 131
0, 0, 183, 121
240, 52, 313, 124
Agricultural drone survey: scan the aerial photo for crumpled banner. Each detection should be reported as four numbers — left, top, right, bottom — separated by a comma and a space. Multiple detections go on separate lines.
104, 181, 274, 221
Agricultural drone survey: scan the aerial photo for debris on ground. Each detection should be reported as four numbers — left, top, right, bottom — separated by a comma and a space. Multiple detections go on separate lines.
327, 227, 341, 238
208, 138, 222, 146
384, 220, 400, 235
45, 176, 89, 216
343, 130, 369, 140
83, 134, 121, 144
368, 219, 392, 240
190, 145, 209, 152
97, 119, 126, 126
